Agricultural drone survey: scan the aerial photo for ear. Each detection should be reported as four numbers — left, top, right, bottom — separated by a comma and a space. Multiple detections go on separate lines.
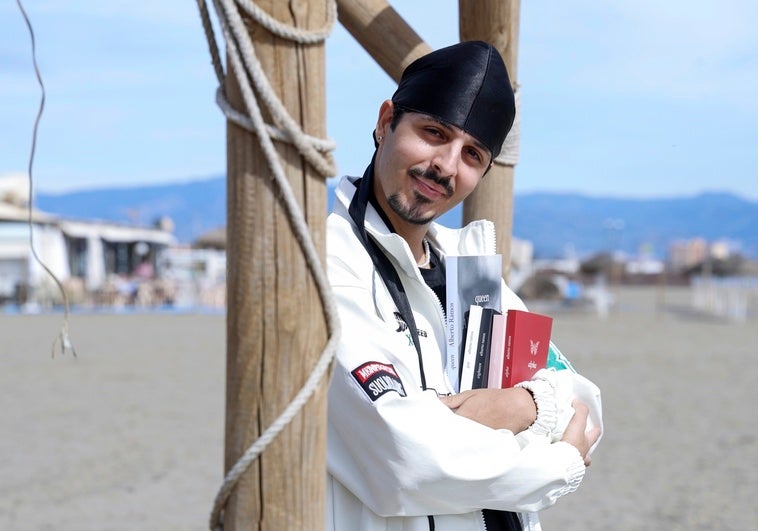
375, 100, 394, 140
482, 161, 494, 178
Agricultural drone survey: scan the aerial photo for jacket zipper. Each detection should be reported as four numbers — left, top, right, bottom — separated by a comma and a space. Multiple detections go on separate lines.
488, 224, 498, 256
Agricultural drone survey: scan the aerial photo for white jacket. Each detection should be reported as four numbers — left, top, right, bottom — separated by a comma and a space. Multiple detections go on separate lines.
326, 175, 603, 531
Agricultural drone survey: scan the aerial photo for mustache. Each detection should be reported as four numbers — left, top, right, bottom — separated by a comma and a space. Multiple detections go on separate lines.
408, 167, 454, 197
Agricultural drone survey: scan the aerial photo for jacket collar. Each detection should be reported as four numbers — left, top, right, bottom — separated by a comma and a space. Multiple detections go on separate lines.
335, 174, 497, 276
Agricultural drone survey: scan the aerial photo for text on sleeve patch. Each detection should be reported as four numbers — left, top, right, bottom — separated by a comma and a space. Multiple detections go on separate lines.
351, 361, 407, 401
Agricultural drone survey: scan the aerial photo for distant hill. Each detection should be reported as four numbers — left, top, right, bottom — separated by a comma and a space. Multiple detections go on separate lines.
36, 176, 757, 259
36, 177, 226, 244
511, 191, 757, 260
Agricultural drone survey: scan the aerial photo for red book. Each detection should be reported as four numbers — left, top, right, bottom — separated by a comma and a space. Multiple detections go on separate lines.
501, 310, 553, 388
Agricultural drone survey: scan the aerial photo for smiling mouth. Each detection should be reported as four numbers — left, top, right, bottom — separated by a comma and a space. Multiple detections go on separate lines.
414, 176, 445, 200
409, 168, 452, 200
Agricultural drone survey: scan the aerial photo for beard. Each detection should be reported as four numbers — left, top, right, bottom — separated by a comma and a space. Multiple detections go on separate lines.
387, 192, 435, 225
386, 167, 454, 226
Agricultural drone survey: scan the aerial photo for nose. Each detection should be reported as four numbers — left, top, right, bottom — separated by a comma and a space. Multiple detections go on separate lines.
431, 142, 460, 178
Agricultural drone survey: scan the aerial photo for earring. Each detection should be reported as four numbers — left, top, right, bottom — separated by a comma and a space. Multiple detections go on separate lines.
377, 135, 383, 142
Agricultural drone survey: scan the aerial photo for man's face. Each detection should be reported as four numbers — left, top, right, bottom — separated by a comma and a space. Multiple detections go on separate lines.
373, 101, 491, 229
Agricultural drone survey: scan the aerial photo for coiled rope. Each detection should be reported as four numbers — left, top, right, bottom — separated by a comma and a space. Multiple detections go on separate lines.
195, 1, 340, 529
494, 85, 521, 167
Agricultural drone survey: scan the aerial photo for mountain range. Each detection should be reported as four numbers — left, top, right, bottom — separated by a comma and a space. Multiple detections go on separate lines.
35, 175, 757, 260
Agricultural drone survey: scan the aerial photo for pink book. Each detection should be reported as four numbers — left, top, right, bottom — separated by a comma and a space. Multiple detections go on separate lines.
487, 312, 507, 388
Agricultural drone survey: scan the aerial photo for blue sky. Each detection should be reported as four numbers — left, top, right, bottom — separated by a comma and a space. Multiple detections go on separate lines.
1, 1, 756, 200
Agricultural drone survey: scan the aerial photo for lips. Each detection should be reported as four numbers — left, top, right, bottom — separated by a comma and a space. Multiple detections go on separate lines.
412, 175, 446, 200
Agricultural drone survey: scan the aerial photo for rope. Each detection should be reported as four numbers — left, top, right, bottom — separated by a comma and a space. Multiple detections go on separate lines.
214, 87, 336, 152
494, 86, 521, 167
236, 0, 336, 43
200, 0, 337, 177
16, 0, 77, 358
196, 2, 340, 529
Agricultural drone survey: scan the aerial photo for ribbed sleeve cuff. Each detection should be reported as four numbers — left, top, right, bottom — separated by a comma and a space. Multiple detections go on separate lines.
516, 378, 557, 437
555, 442, 586, 496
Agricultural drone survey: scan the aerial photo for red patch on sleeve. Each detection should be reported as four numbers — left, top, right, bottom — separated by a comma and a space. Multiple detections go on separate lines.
351, 362, 407, 401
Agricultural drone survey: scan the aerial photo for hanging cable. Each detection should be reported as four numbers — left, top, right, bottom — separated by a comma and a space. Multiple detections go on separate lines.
16, 0, 77, 358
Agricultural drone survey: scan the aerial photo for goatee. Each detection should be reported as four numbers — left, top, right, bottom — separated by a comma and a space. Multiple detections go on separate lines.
386, 167, 453, 225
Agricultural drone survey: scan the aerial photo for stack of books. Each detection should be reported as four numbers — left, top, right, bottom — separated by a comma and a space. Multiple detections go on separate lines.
446, 255, 553, 393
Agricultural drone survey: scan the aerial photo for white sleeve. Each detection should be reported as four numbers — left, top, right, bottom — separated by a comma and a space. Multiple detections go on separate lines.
516, 368, 603, 454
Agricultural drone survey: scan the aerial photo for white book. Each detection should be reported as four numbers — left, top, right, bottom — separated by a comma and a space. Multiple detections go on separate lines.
445, 254, 502, 392
458, 304, 484, 392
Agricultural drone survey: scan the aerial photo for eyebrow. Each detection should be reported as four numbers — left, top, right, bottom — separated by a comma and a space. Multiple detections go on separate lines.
421, 114, 490, 155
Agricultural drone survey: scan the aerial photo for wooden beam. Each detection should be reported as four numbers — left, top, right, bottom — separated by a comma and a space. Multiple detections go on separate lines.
459, 0, 521, 281
336, 0, 432, 82
224, 0, 329, 529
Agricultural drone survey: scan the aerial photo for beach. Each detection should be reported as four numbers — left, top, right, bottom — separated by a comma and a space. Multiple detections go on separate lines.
1, 286, 756, 530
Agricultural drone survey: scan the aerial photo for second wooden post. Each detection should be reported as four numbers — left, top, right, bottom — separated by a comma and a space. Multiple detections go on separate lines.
459, 0, 521, 281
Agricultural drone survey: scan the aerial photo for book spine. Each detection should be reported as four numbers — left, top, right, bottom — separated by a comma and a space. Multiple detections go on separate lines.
501, 311, 515, 388
472, 308, 496, 389
445, 257, 460, 392
487, 312, 507, 389
458, 305, 483, 392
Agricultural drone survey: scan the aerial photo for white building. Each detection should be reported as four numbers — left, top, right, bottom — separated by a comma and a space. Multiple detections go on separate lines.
0, 175, 175, 306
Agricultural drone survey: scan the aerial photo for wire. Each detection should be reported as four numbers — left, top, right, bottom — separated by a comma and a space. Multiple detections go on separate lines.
16, 0, 77, 358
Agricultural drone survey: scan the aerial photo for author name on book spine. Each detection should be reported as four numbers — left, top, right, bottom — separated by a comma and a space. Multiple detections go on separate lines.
447, 302, 456, 347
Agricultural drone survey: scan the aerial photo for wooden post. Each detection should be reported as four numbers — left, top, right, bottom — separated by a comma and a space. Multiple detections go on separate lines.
224, 1, 328, 529
337, 0, 432, 82
459, 0, 521, 281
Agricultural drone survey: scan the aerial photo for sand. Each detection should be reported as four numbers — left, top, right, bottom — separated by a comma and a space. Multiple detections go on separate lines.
1, 286, 756, 530
538, 286, 757, 530
1, 313, 226, 531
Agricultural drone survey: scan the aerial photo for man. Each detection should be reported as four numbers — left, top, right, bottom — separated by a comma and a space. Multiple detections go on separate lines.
326, 41, 602, 531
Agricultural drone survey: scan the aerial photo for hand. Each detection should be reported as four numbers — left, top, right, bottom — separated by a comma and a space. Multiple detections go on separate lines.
561, 400, 601, 466
439, 388, 537, 433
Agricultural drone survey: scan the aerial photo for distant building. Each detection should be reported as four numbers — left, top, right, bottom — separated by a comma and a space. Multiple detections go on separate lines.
156, 246, 226, 309
510, 237, 534, 272
668, 237, 741, 274
625, 257, 665, 276
0, 174, 175, 306
668, 238, 709, 272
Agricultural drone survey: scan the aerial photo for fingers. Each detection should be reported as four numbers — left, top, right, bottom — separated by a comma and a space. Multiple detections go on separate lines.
573, 401, 601, 450
561, 400, 600, 467
564, 400, 588, 436
587, 426, 602, 447
582, 427, 602, 467
572, 399, 589, 422
438, 390, 472, 409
